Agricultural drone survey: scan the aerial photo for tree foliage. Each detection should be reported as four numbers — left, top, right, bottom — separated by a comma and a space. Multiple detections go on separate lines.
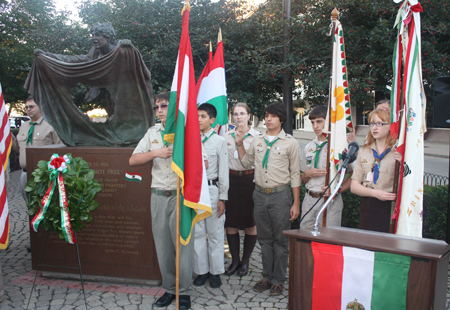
1, 0, 449, 119
0, 0, 90, 107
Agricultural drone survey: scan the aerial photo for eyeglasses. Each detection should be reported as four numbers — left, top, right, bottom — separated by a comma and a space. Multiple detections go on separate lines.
369, 122, 390, 127
153, 104, 168, 111
233, 112, 248, 117
25, 105, 36, 110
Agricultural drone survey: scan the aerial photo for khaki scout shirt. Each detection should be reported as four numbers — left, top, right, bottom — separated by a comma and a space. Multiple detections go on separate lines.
133, 125, 177, 190
300, 137, 353, 192
201, 129, 229, 201
12, 117, 61, 170
224, 127, 260, 171
352, 144, 396, 192
240, 129, 301, 189
133, 125, 208, 191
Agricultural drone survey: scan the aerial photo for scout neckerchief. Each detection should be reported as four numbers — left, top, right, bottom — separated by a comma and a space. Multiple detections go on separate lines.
372, 148, 391, 184
312, 140, 327, 168
26, 122, 38, 145
202, 130, 216, 144
231, 132, 250, 149
262, 137, 279, 170
160, 130, 169, 148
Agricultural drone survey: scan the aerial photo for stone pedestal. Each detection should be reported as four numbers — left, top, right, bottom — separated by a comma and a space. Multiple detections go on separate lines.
27, 146, 161, 282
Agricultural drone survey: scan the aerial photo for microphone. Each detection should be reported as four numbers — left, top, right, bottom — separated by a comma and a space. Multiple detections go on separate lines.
341, 142, 359, 169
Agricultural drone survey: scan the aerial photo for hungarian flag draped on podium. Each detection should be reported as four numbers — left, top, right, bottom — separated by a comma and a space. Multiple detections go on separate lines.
0, 83, 11, 249
391, 0, 426, 237
311, 242, 411, 310
164, 4, 212, 245
196, 30, 228, 132
325, 16, 354, 192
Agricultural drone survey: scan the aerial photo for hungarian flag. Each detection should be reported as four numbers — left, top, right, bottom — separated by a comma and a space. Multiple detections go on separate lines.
164, 4, 212, 245
325, 19, 354, 192
0, 83, 11, 249
311, 242, 411, 310
125, 171, 142, 183
391, 0, 426, 237
196, 29, 228, 134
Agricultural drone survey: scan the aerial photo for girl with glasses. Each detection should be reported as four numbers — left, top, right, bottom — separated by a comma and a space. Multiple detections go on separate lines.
350, 108, 401, 232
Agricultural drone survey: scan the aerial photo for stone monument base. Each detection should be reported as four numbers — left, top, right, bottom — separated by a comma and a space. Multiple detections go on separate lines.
27, 146, 161, 282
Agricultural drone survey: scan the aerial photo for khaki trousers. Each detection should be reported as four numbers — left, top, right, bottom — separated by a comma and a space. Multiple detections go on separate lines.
253, 188, 291, 285
151, 193, 194, 295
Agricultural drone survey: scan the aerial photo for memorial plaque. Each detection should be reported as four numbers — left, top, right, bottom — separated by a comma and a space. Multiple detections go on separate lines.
27, 146, 161, 281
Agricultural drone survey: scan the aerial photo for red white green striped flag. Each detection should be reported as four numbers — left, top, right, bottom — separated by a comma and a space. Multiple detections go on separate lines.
125, 171, 142, 183
164, 4, 212, 245
325, 19, 354, 192
0, 83, 11, 249
391, 0, 426, 237
311, 242, 411, 310
196, 30, 228, 133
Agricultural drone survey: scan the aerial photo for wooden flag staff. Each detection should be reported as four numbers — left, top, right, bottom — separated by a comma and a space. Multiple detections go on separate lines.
176, 176, 181, 309
323, 8, 340, 227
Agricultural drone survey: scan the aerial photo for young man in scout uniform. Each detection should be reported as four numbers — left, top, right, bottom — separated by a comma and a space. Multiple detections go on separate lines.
12, 96, 61, 201
129, 91, 193, 309
300, 105, 352, 229
193, 103, 229, 288
235, 101, 301, 296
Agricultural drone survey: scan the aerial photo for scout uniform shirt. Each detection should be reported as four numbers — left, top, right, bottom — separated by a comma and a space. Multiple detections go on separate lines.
224, 127, 260, 171
12, 117, 61, 170
300, 137, 353, 193
133, 124, 177, 191
240, 129, 301, 189
201, 128, 229, 201
352, 144, 396, 193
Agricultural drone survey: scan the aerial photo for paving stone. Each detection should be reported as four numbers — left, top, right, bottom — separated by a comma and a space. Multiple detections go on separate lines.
1, 170, 449, 310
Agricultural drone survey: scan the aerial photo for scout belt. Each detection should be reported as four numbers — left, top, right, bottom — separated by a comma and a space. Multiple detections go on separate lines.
306, 189, 322, 199
255, 184, 290, 194
229, 169, 254, 176
151, 188, 177, 196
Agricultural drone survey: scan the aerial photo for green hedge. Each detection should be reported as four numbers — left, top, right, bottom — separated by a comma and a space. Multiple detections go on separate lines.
295, 184, 448, 240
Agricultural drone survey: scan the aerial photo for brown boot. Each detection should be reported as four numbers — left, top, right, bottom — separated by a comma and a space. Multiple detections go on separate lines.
224, 233, 240, 275
237, 234, 257, 276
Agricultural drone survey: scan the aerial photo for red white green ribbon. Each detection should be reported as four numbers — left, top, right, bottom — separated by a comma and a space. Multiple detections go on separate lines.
31, 154, 76, 244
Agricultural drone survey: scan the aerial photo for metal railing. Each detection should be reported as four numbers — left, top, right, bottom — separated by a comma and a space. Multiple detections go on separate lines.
423, 172, 449, 187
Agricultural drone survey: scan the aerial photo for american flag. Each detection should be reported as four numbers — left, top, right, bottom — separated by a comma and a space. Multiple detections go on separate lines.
0, 83, 11, 249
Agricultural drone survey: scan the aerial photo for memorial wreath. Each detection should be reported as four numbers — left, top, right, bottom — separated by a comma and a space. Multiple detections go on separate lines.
25, 154, 102, 244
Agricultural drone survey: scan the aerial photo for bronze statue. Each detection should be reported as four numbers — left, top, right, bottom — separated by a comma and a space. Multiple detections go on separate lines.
25, 22, 154, 147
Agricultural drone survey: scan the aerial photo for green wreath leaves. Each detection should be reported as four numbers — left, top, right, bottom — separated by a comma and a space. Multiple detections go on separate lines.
25, 154, 102, 240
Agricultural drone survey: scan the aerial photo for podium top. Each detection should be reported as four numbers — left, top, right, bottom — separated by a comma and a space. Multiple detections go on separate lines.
284, 227, 450, 261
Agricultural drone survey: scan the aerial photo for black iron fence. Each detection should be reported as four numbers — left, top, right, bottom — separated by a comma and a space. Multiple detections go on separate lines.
423, 172, 449, 187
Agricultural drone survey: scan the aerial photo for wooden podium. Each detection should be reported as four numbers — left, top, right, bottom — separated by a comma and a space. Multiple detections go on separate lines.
284, 227, 450, 310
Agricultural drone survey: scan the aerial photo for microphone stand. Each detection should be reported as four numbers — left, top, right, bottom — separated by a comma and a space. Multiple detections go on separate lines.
311, 166, 347, 236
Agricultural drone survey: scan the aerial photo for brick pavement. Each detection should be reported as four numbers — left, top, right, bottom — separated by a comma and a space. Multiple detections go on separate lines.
0, 170, 449, 309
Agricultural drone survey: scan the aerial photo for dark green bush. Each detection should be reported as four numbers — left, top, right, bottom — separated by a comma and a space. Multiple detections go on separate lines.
341, 191, 361, 229
423, 185, 447, 240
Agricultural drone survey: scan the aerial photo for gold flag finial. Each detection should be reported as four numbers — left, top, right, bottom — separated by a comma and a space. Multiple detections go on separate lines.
218, 28, 222, 43
181, 0, 190, 15
209, 41, 212, 52
331, 7, 339, 20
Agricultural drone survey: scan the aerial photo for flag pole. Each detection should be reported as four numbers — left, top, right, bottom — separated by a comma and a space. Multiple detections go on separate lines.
323, 8, 339, 227
176, 176, 180, 310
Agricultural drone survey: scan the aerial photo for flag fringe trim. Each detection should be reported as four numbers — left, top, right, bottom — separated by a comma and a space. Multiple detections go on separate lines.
2, 141, 12, 172
164, 133, 175, 144
0, 225, 9, 249
171, 161, 212, 245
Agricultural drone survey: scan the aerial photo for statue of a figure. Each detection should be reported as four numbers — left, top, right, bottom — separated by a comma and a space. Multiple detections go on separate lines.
25, 22, 154, 147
